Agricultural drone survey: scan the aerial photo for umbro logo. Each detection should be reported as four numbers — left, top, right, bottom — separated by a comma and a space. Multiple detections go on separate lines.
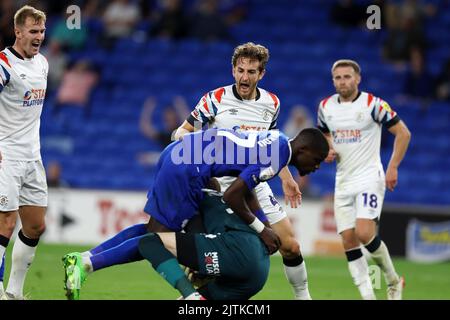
20, 74, 26, 80
228, 108, 239, 115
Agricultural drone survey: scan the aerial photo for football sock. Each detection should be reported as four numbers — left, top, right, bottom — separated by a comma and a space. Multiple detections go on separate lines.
0, 235, 9, 283
365, 236, 400, 285
139, 233, 196, 298
6, 229, 39, 298
90, 234, 145, 271
283, 255, 311, 300
0, 235, 8, 296
0, 256, 5, 295
89, 223, 147, 255
346, 247, 376, 300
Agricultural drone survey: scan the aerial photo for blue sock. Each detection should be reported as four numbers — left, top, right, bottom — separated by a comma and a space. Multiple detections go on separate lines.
89, 223, 147, 255
138, 233, 196, 298
0, 255, 5, 282
90, 235, 146, 271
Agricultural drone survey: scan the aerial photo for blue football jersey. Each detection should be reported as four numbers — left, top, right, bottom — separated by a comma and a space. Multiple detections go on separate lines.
144, 128, 292, 230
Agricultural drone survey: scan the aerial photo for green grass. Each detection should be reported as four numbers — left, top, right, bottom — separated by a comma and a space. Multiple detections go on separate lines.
3, 243, 450, 300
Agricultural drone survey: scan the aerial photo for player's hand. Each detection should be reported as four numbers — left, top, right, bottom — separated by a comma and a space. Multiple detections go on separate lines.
325, 148, 337, 163
183, 266, 212, 288
385, 165, 398, 191
282, 178, 302, 208
260, 227, 281, 255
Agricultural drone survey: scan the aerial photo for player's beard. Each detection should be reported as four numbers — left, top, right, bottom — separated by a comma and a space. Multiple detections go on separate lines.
338, 86, 355, 100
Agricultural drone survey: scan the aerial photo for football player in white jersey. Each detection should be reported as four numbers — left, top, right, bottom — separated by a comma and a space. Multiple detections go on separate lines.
175, 42, 312, 300
0, 6, 48, 300
317, 60, 411, 300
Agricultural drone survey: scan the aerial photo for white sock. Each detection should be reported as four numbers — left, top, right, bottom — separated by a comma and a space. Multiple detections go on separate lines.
81, 255, 94, 273
81, 251, 93, 258
6, 233, 38, 298
369, 240, 400, 285
284, 261, 311, 300
348, 256, 376, 300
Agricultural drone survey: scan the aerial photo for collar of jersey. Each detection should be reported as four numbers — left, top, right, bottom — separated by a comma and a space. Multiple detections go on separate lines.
287, 138, 293, 167
337, 91, 361, 103
232, 84, 261, 101
7, 47, 25, 60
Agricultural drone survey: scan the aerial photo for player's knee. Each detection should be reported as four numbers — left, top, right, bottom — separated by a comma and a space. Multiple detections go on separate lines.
23, 222, 46, 238
355, 229, 374, 245
0, 219, 17, 238
341, 234, 360, 251
279, 237, 300, 258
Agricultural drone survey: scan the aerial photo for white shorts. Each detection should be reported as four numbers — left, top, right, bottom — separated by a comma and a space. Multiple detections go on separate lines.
217, 177, 287, 225
0, 159, 48, 212
334, 178, 385, 234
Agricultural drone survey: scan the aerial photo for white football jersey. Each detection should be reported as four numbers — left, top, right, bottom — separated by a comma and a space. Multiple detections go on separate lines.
0, 47, 48, 160
187, 84, 281, 192
317, 91, 400, 187
188, 84, 280, 132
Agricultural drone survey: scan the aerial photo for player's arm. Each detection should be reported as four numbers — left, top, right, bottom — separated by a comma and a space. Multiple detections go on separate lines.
174, 92, 217, 140
386, 120, 411, 191
323, 132, 337, 163
244, 189, 270, 228
174, 121, 195, 140
278, 166, 302, 208
317, 102, 336, 163
223, 178, 280, 254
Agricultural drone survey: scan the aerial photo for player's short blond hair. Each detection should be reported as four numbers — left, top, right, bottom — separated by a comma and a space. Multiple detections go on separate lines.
231, 42, 269, 72
14, 5, 46, 27
332, 59, 361, 74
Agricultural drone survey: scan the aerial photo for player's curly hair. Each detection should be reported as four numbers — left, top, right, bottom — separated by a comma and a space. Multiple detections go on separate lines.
231, 42, 269, 72
297, 128, 329, 160
14, 5, 46, 27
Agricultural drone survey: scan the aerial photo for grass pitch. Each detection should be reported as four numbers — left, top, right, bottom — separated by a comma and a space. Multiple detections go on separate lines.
3, 243, 450, 300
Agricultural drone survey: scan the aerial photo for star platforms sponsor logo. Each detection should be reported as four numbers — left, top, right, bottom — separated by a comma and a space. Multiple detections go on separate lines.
332, 129, 361, 144
23, 88, 45, 107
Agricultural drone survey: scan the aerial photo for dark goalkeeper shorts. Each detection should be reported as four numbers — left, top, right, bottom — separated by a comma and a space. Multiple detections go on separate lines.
176, 231, 269, 300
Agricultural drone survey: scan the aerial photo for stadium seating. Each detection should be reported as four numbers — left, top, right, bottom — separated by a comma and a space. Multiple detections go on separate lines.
40, 1, 450, 206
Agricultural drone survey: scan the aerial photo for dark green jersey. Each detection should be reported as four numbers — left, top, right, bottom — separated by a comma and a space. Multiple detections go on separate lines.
199, 190, 258, 235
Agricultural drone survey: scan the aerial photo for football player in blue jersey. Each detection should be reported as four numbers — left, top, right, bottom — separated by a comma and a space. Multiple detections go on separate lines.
139, 184, 270, 300
62, 128, 328, 299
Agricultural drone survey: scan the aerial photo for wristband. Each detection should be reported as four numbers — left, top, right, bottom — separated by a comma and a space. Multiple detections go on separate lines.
249, 218, 265, 233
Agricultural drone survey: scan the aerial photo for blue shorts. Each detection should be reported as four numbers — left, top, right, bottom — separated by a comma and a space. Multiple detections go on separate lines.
143, 143, 207, 231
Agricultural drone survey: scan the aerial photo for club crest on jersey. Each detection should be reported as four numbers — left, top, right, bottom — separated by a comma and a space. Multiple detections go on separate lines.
355, 112, 365, 122
262, 109, 273, 121
259, 166, 275, 181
